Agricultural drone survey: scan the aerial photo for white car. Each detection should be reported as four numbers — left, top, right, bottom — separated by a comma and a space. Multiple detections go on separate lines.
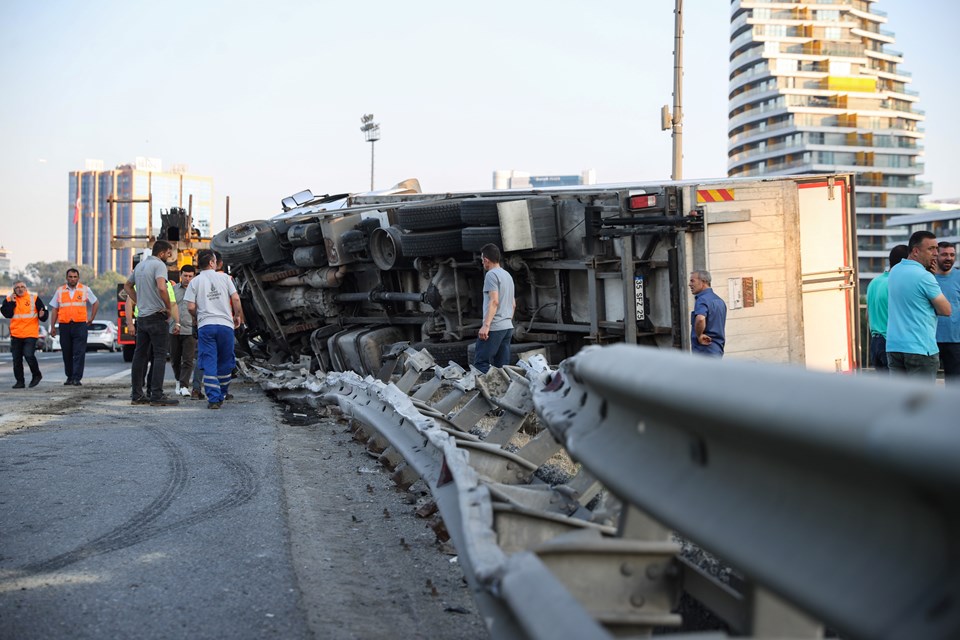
87, 321, 119, 352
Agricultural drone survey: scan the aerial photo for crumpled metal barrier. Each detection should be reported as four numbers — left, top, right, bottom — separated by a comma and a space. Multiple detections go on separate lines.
239, 358, 614, 639
531, 343, 960, 640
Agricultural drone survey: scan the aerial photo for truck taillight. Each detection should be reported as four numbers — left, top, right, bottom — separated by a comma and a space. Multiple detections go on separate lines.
627, 194, 658, 210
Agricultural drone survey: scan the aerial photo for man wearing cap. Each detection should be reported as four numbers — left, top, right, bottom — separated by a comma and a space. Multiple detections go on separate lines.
1, 282, 49, 388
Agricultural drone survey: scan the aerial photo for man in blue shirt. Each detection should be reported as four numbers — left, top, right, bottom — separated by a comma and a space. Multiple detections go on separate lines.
934, 241, 960, 384
886, 231, 952, 379
689, 270, 727, 358
865, 245, 909, 372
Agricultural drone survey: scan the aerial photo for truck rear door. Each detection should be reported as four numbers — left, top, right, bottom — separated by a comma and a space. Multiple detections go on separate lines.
796, 177, 859, 372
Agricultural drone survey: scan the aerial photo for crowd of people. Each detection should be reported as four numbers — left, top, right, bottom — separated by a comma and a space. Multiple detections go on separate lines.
5, 234, 955, 392
866, 231, 958, 382
2, 242, 243, 408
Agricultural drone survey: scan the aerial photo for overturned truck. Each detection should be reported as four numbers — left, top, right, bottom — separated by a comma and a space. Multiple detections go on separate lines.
214, 174, 860, 373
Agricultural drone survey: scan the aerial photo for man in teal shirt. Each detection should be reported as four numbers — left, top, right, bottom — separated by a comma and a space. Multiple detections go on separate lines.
886, 231, 952, 379
866, 245, 908, 372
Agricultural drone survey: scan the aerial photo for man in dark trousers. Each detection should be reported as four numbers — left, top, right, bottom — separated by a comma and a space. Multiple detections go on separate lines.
2, 282, 49, 388
48, 268, 99, 385
473, 244, 515, 374
125, 240, 179, 406
688, 270, 727, 358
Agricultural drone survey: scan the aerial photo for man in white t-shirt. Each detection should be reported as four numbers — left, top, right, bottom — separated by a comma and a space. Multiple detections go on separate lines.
184, 250, 242, 409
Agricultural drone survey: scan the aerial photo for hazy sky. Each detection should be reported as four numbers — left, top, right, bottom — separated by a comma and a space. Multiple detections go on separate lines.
1, 0, 957, 271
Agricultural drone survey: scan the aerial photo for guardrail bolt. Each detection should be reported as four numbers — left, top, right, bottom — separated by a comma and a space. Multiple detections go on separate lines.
646, 563, 663, 580
620, 562, 634, 576
630, 594, 646, 608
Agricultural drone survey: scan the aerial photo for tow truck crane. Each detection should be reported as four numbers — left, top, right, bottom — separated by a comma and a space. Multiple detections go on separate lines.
111, 206, 211, 361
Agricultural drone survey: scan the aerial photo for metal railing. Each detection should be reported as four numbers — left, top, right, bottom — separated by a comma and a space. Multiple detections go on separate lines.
242, 344, 960, 639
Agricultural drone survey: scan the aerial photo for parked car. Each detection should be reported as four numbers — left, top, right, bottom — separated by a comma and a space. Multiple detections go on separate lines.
87, 321, 119, 352
43, 327, 60, 351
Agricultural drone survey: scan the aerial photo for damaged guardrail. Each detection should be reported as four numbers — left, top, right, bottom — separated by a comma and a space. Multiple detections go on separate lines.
533, 344, 960, 640
240, 343, 960, 640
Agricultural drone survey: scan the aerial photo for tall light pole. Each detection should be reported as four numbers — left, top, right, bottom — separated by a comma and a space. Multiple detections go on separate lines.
360, 114, 381, 190
661, 0, 684, 180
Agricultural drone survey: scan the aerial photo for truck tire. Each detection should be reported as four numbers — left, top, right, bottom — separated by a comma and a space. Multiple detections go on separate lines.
122, 343, 135, 363
460, 198, 513, 225
396, 202, 462, 231
413, 340, 472, 368
397, 229, 463, 257
211, 220, 272, 265
462, 226, 503, 252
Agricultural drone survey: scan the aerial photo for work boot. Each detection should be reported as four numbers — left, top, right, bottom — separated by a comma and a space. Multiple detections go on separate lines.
207, 401, 222, 410
12, 381, 25, 389
191, 389, 204, 400
29, 374, 42, 388
63, 379, 73, 386
131, 396, 150, 405
150, 396, 179, 407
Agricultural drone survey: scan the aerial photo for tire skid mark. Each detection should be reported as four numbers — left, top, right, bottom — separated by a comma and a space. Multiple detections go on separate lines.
17, 430, 259, 576
22, 426, 188, 574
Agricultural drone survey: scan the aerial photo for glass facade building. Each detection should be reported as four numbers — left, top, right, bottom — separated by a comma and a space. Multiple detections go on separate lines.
67, 162, 213, 275
728, 0, 926, 279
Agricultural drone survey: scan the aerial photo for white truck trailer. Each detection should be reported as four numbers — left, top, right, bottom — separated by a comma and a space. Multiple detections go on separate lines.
213, 173, 859, 373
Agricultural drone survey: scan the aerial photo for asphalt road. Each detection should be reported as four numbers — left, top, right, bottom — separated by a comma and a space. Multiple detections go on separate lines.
0, 352, 486, 639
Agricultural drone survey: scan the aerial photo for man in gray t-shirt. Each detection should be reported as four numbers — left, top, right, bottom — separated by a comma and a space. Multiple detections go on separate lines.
124, 240, 179, 406
473, 244, 515, 373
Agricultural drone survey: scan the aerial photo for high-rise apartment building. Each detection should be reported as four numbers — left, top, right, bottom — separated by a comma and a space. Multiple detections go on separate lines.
68, 158, 214, 275
728, 0, 926, 279
0, 245, 11, 277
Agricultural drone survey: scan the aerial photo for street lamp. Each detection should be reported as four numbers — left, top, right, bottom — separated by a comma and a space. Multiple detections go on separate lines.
360, 113, 381, 190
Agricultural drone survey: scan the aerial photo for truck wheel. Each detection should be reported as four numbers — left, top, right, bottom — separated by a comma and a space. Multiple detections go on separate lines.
462, 226, 503, 252
370, 226, 410, 270
397, 229, 463, 257
211, 220, 272, 265
396, 202, 462, 231
122, 343, 135, 363
460, 198, 513, 225
412, 340, 472, 368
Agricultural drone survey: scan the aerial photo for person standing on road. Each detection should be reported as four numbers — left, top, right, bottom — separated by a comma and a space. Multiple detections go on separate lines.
185, 249, 242, 409
866, 245, 910, 372
1, 282, 49, 388
688, 270, 727, 358
48, 268, 99, 386
170, 264, 198, 397
473, 244, 515, 374
934, 241, 960, 384
125, 240, 179, 406
886, 231, 952, 379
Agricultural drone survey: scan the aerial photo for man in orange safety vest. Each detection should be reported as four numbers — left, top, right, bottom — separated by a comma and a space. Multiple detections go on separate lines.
48, 268, 100, 386
1, 281, 49, 388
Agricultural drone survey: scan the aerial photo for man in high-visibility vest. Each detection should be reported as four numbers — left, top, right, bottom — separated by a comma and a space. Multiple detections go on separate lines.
1, 281, 49, 388
48, 268, 99, 386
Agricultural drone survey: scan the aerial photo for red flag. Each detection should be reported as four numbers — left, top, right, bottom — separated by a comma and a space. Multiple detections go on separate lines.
73, 197, 80, 224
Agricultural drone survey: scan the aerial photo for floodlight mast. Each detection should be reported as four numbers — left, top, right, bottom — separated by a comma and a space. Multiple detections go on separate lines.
661, 0, 684, 180
360, 114, 381, 190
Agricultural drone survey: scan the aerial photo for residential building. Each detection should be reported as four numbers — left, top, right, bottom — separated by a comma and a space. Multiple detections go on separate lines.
886, 209, 960, 248
493, 169, 596, 190
68, 158, 214, 275
0, 245, 11, 277
728, 0, 926, 280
